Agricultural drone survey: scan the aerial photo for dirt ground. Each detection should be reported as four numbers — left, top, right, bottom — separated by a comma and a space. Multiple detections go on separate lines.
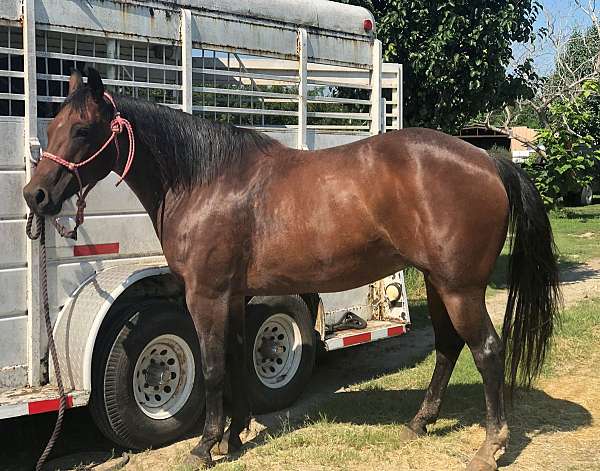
3, 260, 600, 471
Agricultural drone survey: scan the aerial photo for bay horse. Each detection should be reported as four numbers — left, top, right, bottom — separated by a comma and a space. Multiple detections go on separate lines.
23, 69, 560, 471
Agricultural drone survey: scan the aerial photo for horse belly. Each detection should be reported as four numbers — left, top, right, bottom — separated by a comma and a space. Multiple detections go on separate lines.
246, 250, 407, 295
245, 213, 408, 295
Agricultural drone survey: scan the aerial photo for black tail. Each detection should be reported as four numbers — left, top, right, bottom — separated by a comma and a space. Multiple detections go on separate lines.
493, 156, 561, 389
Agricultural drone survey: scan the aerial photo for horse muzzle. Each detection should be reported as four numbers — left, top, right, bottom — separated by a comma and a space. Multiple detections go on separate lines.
23, 183, 62, 216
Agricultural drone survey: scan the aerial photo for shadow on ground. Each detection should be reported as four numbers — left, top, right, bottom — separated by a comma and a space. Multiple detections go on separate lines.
488, 254, 600, 290
559, 209, 600, 222
559, 260, 600, 283
237, 385, 591, 470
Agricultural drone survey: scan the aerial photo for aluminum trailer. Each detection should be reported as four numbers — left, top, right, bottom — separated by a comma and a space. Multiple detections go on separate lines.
0, 0, 409, 448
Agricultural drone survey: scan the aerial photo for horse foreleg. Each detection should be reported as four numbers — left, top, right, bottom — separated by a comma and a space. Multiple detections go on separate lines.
185, 291, 230, 468
402, 280, 465, 440
441, 288, 508, 471
215, 296, 250, 455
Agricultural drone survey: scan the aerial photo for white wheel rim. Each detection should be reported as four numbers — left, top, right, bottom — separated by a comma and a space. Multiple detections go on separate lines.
133, 334, 195, 420
583, 186, 593, 204
253, 313, 303, 389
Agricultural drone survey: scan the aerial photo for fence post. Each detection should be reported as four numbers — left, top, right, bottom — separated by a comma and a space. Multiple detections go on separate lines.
388, 63, 403, 130
106, 39, 117, 81
23, 0, 42, 387
297, 28, 308, 150
398, 64, 403, 129
181, 9, 193, 114
370, 39, 383, 135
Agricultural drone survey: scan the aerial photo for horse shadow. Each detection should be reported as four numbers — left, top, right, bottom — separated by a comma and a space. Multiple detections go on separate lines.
232, 383, 591, 469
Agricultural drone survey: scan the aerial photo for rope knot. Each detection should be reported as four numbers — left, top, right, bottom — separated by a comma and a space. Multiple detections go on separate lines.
111, 118, 123, 134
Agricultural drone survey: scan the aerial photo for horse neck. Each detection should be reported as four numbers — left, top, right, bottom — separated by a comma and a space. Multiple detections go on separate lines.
111, 115, 168, 232
107, 96, 281, 236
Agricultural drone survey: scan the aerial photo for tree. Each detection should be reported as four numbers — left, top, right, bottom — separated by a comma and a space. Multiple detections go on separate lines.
550, 27, 600, 95
342, 0, 542, 132
471, 2, 600, 207
476, 1, 600, 137
524, 80, 600, 206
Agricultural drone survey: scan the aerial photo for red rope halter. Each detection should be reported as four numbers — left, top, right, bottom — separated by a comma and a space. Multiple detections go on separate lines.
40, 92, 135, 239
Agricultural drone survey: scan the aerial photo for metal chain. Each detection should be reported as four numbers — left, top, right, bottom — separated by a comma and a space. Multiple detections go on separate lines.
27, 213, 68, 471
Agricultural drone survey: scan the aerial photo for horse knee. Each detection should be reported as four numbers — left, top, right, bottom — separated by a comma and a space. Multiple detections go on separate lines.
472, 334, 504, 373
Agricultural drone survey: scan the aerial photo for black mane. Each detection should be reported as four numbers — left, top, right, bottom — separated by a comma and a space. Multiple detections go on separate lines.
65, 89, 276, 189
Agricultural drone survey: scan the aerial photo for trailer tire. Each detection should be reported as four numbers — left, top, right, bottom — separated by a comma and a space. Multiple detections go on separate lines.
565, 185, 593, 206
580, 185, 594, 206
89, 300, 204, 450
246, 295, 316, 414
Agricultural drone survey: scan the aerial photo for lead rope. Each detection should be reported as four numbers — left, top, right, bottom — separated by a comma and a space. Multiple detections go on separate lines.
27, 92, 135, 470
26, 212, 68, 471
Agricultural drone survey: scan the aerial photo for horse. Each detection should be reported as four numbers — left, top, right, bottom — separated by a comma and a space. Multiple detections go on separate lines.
23, 69, 560, 470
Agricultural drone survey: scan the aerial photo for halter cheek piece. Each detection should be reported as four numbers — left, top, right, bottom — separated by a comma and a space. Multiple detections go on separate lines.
39, 92, 135, 239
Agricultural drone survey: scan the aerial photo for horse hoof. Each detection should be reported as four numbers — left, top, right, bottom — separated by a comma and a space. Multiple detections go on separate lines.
216, 434, 243, 455
397, 426, 420, 443
183, 451, 214, 469
466, 455, 497, 471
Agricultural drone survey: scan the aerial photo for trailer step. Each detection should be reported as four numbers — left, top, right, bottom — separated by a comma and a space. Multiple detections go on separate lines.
0, 385, 89, 420
324, 319, 409, 351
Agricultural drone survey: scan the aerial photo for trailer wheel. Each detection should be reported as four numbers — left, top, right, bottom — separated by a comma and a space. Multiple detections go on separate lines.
580, 185, 594, 206
565, 185, 593, 206
246, 295, 316, 414
89, 300, 204, 450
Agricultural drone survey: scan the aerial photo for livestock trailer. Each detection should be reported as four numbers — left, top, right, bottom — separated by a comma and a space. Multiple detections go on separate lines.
0, 0, 410, 448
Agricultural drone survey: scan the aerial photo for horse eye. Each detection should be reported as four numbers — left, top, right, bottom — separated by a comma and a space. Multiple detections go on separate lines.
75, 127, 90, 138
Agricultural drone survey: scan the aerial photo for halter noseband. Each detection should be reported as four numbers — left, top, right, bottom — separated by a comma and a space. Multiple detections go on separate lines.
40, 92, 135, 239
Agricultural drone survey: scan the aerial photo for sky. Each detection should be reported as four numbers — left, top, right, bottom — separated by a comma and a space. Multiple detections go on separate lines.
539, 0, 591, 25
529, 0, 596, 73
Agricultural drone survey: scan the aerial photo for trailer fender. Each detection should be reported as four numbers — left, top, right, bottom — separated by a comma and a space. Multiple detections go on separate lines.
50, 263, 172, 392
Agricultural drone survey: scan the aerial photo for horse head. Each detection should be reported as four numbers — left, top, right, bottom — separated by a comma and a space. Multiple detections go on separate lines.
23, 68, 116, 216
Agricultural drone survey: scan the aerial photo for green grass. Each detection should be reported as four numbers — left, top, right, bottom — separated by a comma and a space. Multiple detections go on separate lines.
541, 297, 600, 377
550, 203, 600, 261
207, 296, 599, 471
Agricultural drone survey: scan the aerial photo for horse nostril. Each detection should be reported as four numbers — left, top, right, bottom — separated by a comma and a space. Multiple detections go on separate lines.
35, 188, 48, 207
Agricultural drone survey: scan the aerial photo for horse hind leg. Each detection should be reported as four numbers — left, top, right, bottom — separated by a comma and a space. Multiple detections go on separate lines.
437, 285, 508, 471
401, 279, 465, 440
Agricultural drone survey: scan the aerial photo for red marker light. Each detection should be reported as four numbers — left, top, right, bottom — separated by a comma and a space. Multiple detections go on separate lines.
363, 19, 373, 31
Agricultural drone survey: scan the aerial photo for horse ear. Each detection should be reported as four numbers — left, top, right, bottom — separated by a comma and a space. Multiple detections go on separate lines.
85, 67, 105, 101
68, 70, 84, 95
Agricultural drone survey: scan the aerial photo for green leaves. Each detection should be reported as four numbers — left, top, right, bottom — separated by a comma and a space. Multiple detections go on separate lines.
343, 0, 541, 131
524, 79, 600, 207
557, 164, 572, 175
